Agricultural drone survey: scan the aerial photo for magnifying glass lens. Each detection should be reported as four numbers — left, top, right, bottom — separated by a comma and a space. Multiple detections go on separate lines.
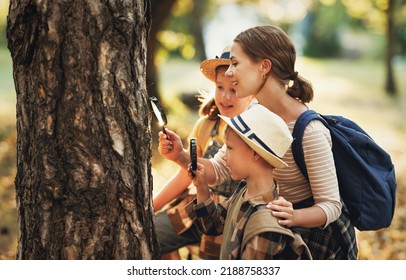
149, 96, 168, 135
151, 103, 164, 125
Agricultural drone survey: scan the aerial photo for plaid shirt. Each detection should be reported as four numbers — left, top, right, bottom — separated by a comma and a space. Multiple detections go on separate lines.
163, 117, 240, 259
186, 182, 305, 260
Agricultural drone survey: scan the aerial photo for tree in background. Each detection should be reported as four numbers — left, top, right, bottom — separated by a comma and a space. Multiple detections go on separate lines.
337, 0, 404, 95
147, 0, 177, 101
301, 0, 404, 96
7, 0, 158, 259
147, 0, 208, 100
302, 2, 347, 57
385, 0, 397, 94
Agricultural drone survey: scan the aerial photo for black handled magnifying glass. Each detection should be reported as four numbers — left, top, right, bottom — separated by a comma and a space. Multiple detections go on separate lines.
149, 96, 168, 135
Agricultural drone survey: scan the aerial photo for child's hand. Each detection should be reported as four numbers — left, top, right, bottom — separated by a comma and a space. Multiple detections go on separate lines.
266, 196, 295, 227
190, 163, 211, 203
158, 129, 184, 161
189, 163, 208, 189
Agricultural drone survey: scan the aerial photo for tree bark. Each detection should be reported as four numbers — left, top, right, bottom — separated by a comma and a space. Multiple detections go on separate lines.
7, 0, 158, 259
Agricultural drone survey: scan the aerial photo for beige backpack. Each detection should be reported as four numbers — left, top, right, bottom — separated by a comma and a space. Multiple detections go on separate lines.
242, 208, 312, 260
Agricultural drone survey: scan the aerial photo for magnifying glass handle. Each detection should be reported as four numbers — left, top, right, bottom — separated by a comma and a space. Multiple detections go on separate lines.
162, 126, 170, 140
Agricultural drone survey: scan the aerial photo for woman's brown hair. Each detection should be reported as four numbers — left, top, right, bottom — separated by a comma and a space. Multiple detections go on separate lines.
234, 25, 313, 103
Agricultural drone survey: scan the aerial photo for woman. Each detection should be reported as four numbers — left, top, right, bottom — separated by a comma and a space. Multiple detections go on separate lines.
159, 25, 358, 259
154, 47, 254, 259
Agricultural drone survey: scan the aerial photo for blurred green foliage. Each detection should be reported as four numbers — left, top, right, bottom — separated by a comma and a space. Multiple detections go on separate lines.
157, 0, 195, 60
155, 0, 406, 61
303, 3, 346, 57
2, 0, 405, 59
0, 0, 8, 48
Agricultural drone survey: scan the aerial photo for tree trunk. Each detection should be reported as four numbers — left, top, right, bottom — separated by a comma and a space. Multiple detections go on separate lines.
191, 0, 207, 61
385, 0, 397, 95
7, 0, 158, 259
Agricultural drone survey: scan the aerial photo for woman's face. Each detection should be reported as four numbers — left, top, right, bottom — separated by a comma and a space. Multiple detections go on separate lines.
222, 129, 252, 181
214, 66, 252, 118
226, 43, 263, 99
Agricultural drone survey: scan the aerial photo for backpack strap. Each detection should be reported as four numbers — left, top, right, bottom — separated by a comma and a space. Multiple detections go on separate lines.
242, 207, 312, 259
196, 118, 218, 147
210, 118, 220, 137
292, 110, 328, 180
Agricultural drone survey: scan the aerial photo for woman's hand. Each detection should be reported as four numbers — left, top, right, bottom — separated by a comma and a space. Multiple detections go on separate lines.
267, 196, 295, 227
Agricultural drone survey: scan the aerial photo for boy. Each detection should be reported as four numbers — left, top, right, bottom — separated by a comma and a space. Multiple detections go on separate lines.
185, 103, 311, 260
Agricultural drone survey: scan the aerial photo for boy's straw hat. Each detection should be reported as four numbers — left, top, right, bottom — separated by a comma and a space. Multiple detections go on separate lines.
200, 46, 231, 82
219, 103, 293, 169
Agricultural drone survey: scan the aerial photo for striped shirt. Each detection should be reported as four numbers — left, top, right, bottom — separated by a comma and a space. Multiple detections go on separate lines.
210, 120, 342, 227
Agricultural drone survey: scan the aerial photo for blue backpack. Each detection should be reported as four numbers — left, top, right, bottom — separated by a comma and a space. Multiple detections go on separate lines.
292, 110, 396, 231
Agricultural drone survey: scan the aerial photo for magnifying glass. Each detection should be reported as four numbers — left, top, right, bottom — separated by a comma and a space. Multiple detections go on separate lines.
149, 96, 168, 135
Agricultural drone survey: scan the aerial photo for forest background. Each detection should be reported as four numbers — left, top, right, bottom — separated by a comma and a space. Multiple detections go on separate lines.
1, 0, 406, 259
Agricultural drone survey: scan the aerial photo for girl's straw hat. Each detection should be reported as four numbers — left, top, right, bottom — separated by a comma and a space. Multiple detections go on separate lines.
219, 103, 293, 169
200, 46, 231, 82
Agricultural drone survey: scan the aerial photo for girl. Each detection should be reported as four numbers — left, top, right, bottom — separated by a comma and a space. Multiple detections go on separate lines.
153, 47, 254, 259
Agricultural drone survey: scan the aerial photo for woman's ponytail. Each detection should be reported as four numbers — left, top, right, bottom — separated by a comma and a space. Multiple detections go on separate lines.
286, 74, 313, 103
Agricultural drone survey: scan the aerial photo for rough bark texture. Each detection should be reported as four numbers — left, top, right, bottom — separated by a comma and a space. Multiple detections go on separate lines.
7, 0, 158, 259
